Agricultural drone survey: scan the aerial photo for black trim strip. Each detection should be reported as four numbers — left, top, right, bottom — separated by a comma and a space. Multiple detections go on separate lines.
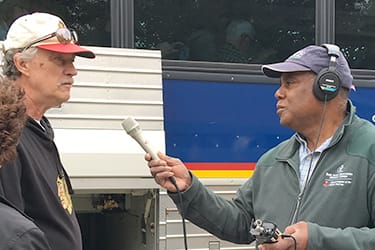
162, 60, 375, 88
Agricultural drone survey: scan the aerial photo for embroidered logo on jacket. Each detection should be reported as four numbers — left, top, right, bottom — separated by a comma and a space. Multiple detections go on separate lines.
323, 164, 353, 187
57, 176, 73, 214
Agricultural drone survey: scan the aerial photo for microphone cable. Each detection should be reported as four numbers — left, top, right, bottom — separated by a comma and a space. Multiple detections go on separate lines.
288, 95, 328, 248
168, 176, 188, 250
302, 94, 328, 191
280, 233, 297, 250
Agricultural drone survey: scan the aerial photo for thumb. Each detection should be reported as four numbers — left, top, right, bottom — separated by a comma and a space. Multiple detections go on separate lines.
284, 225, 297, 235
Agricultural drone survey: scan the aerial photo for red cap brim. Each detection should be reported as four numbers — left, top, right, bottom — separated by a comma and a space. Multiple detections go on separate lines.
37, 43, 95, 58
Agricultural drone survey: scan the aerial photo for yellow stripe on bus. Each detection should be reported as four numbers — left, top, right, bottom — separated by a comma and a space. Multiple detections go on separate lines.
191, 170, 254, 178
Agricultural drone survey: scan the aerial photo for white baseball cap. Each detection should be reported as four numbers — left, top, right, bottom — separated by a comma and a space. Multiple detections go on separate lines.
2, 12, 95, 58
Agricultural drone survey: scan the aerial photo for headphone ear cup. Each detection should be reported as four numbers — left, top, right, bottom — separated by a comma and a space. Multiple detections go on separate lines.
313, 69, 341, 101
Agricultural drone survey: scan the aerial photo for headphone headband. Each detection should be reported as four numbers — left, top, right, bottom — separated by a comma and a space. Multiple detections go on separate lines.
322, 44, 340, 72
322, 44, 340, 57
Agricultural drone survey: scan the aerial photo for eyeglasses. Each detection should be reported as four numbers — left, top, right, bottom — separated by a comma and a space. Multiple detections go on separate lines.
23, 28, 78, 51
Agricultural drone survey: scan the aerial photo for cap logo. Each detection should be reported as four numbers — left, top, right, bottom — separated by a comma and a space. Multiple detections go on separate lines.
288, 50, 306, 60
58, 21, 66, 29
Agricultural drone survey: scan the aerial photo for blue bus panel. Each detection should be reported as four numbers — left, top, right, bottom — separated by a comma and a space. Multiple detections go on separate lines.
163, 79, 374, 175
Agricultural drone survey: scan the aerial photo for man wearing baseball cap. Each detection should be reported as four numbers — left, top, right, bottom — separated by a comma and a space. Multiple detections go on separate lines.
255, 45, 375, 249
144, 44, 375, 250
0, 12, 95, 250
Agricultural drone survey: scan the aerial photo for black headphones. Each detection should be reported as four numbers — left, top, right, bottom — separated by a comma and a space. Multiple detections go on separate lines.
313, 44, 342, 102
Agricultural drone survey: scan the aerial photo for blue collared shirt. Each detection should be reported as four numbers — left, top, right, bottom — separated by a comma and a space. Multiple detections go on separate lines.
296, 134, 332, 190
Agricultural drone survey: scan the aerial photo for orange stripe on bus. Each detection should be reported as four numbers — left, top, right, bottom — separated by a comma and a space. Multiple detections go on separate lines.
185, 162, 256, 170
191, 170, 254, 178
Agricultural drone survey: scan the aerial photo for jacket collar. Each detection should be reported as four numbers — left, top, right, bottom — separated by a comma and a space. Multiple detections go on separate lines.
26, 116, 55, 140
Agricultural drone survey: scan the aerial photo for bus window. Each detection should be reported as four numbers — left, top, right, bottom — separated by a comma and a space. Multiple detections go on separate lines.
0, 0, 111, 47
134, 0, 315, 64
336, 0, 375, 70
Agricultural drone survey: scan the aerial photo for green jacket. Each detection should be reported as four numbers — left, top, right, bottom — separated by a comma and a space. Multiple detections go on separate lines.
169, 101, 375, 250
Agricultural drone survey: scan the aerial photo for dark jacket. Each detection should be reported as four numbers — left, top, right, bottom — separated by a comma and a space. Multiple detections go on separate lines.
169, 101, 375, 250
0, 196, 51, 249
0, 116, 82, 250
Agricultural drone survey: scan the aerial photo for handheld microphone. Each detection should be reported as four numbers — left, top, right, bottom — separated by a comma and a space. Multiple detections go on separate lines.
121, 117, 159, 160
121, 117, 178, 186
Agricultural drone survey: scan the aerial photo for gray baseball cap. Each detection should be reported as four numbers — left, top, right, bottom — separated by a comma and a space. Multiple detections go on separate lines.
262, 45, 354, 90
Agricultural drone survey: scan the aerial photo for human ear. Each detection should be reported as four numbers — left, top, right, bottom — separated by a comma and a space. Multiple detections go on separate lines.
13, 53, 31, 76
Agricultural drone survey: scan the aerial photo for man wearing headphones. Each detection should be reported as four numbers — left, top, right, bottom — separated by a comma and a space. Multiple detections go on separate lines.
146, 44, 375, 250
